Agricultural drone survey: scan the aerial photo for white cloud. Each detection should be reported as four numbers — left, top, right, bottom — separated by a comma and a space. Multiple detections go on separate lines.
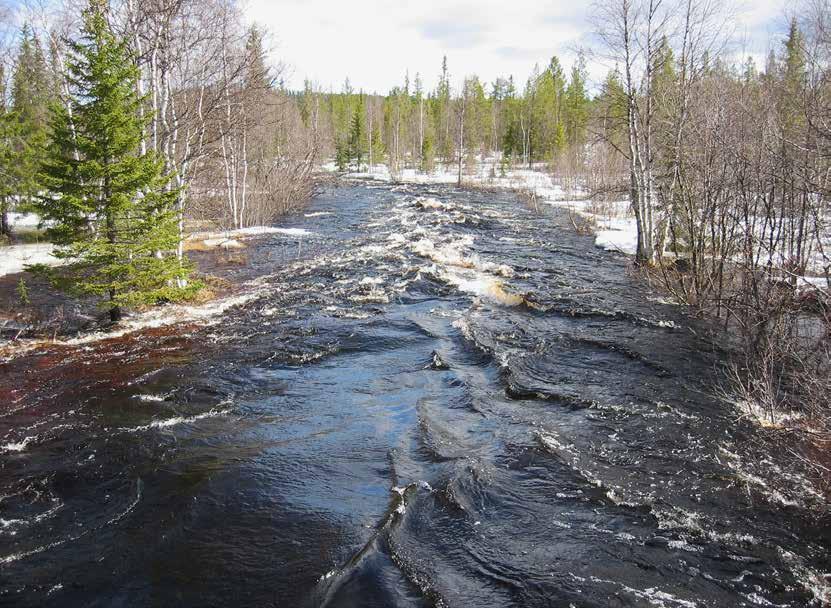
248, 0, 790, 94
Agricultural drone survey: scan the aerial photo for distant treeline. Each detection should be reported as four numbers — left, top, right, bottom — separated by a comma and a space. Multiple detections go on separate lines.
289, 54, 592, 178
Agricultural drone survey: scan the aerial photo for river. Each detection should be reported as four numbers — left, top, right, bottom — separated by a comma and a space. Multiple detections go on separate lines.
1, 181, 829, 607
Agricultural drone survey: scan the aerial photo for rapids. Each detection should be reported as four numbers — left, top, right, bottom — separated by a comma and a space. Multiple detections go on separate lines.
1, 182, 829, 607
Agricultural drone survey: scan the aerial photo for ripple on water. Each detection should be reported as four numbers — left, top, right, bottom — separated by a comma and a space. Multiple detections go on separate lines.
0, 182, 827, 608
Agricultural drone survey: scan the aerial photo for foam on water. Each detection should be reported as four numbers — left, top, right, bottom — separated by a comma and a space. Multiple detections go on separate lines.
135, 394, 167, 402
0, 435, 39, 453
779, 549, 831, 606
409, 234, 522, 306
118, 406, 232, 433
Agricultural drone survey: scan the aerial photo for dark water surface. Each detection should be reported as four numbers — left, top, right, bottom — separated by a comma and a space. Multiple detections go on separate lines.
1, 182, 829, 607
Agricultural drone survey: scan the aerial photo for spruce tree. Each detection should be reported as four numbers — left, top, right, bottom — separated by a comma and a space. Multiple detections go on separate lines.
436, 56, 453, 162
370, 125, 385, 164
781, 18, 807, 132
335, 138, 350, 171
33, 0, 193, 323
11, 25, 52, 212
347, 97, 366, 170
467, 76, 489, 159
421, 134, 434, 173
564, 52, 590, 148
0, 64, 14, 238
244, 26, 271, 91
596, 68, 627, 149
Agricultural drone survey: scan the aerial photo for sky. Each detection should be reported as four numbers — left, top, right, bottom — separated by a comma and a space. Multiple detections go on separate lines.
248, 0, 793, 94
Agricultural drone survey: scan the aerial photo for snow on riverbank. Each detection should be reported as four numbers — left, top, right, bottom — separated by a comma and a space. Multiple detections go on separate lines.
328, 160, 638, 255
0, 243, 60, 278
334, 161, 831, 276
591, 215, 639, 255
223, 226, 313, 237
189, 226, 314, 239
187, 225, 316, 249
8, 212, 44, 230
0, 223, 316, 276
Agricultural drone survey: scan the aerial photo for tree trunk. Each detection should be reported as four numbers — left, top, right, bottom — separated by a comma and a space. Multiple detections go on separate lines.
109, 298, 122, 323
419, 97, 424, 164
457, 102, 465, 186
0, 198, 9, 238
368, 104, 373, 170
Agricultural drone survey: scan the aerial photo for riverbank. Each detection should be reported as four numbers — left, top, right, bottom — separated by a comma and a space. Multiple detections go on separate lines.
0, 220, 319, 352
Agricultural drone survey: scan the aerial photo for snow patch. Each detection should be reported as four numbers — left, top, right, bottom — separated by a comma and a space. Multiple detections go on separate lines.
594, 218, 639, 255
0, 243, 59, 277
233, 226, 313, 237
202, 238, 245, 250
8, 212, 43, 229
189, 225, 316, 244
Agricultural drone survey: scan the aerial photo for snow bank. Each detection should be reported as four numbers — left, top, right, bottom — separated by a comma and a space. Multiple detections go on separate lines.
187, 225, 316, 250
231, 226, 313, 237
0, 243, 59, 278
342, 161, 576, 194
8, 213, 42, 230
202, 238, 245, 250
0, 224, 316, 276
797, 275, 829, 292
189, 225, 315, 243
593, 217, 639, 255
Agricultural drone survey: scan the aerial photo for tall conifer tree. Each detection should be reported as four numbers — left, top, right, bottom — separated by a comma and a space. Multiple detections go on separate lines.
0, 63, 14, 237
9, 25, 52, 212
347, 95, 366, 169
564, 52, 590, 148
33, 0, 193, 322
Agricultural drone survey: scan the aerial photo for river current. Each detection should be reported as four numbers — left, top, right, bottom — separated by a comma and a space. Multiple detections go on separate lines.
1, 181, 829, 607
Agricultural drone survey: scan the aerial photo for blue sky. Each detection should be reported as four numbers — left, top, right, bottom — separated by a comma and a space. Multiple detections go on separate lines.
249, 0, 793, 93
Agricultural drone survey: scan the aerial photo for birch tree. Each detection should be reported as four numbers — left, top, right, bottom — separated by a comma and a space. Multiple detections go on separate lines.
594, 0, 673, 265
